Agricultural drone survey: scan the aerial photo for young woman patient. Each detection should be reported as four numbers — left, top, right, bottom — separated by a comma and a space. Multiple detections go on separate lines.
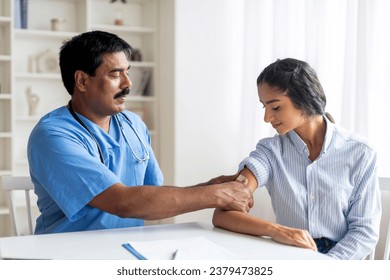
212, 58, 381, 260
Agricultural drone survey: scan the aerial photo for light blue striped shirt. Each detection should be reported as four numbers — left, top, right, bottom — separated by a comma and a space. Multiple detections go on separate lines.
239, 117, 381, 259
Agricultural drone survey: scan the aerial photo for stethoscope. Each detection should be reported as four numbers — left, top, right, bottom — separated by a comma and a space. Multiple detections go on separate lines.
67, 101, 150, 164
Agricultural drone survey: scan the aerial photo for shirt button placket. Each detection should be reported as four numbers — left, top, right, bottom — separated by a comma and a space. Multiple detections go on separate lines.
306, 163, 316, 234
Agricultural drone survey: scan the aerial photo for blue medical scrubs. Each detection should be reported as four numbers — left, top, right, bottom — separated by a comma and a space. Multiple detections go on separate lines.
27, 106, 163, 234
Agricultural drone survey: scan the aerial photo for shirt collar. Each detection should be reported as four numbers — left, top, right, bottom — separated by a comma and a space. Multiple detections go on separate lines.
321, 115, 334, 154
288, 115, 335, 157
288, 130, 308, 156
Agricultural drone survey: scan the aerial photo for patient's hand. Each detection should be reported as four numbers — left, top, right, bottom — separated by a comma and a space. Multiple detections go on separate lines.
269, 224, 317, 251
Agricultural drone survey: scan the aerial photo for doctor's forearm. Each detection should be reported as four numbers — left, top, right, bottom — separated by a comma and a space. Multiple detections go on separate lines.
126, 183, 252, 220
124, 185, 225, 220
89, 181, 252, 220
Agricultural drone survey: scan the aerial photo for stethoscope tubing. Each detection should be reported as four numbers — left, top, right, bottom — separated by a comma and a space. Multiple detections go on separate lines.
67, 101, 150, 164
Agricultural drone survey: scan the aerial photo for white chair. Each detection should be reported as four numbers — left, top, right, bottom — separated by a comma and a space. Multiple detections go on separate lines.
368, 177, 390, 260
379, 177, 390, 260
0, 176, 36, 236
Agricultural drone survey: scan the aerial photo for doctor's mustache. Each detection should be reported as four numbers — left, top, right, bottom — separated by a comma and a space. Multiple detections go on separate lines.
114, 88, 130, 99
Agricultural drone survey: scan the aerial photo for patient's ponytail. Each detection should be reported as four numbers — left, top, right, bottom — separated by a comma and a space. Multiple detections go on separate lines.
325, 112, 335, 124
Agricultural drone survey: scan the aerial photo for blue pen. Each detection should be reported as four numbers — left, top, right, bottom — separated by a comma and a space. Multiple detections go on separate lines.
122, 243, 148, 260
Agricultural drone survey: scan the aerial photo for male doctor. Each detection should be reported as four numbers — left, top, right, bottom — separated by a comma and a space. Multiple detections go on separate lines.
28, 30, 253, 234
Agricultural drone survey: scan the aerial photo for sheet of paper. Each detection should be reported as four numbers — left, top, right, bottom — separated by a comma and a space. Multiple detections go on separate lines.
125, 236, 242, 260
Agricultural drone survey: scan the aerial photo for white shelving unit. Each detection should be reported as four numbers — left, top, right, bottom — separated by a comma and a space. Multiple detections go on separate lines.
0, 0, 13, 236
0, 0, 12, 177
0, 0, 160, 236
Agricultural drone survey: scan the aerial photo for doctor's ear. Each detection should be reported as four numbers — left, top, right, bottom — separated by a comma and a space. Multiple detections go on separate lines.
74, 70, 89, 92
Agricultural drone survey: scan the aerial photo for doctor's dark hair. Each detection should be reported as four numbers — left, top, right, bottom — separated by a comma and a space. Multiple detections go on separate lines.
59, 30, 133, 95
257, 58, 334, 123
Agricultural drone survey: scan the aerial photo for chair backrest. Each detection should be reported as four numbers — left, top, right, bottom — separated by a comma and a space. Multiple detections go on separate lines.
379, 177, 390, 260
368, 177, 390, 260
0, 176, 36, 236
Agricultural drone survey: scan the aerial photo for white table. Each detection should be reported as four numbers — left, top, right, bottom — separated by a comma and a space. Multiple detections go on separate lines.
0, 222, 331, 260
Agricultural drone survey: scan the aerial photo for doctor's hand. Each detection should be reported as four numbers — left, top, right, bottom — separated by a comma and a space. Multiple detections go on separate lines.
213, 180, 254, 213
198, 172, 240, 186
269, 224, 317, 251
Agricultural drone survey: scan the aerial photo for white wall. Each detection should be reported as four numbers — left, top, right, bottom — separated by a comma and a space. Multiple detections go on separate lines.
171, 0, 249, 223
162, 0, 276, 224
159, 0, 175, 186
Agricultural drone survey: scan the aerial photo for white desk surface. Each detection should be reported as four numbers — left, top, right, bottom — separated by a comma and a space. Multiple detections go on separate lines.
0, 222, 331, 260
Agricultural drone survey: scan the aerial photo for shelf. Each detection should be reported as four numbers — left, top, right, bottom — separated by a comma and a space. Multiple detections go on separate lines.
90, 24, 155, 34
0, 170, 12, 176
130, 61, 155, 68
0, 55, 11, 61
14, 28, 78, 39
0, 94, 11, 100
0, 206, 9, 216
0, 132, 12, 138
0, 16, 11, 24
14, 26, 155, 38
15, 116, 41, 122
15, 72, 61, 79
127, 96, 155, 102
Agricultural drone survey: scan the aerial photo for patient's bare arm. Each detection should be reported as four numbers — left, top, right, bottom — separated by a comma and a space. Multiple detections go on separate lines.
212, 167, 317, 251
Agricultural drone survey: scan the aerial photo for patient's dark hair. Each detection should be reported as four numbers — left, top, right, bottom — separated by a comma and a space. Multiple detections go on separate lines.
257, 58, 334, 123
59, 30, 133, 95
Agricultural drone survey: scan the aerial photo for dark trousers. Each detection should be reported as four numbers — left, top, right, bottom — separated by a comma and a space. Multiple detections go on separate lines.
314, 237, 337, 254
